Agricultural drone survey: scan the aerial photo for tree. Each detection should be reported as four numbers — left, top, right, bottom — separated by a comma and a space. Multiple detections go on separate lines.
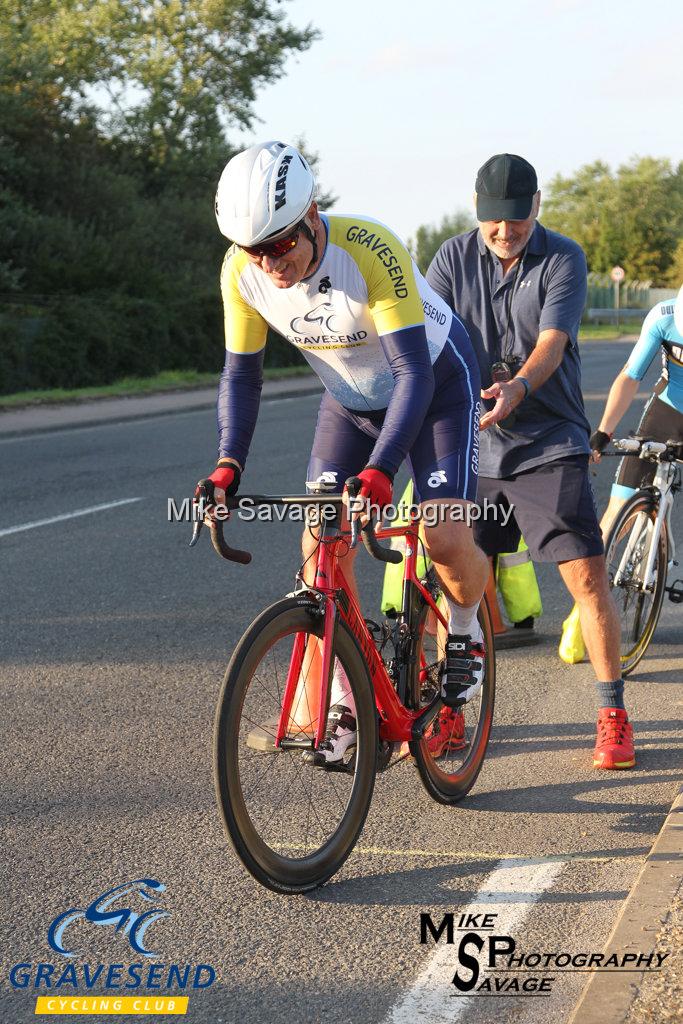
409, 211, 475, 274
542, 157, 683, 284
666, 239, 683, 288
0, 2, 326, 393
294, 137, 337, 212
0, 1, 319, 169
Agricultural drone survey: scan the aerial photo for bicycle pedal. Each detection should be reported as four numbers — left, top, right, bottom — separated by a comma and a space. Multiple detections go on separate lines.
246, 717, 314, 753
667, 579, 683, 604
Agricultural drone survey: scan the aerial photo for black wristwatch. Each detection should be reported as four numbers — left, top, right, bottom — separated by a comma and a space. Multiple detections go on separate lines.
515, 376, 531, 399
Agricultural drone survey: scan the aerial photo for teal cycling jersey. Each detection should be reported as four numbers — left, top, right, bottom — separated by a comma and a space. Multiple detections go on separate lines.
625, 299, 683, 412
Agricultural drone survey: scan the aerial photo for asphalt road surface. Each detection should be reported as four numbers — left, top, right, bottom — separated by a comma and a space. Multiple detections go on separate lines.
1, 342, 681, 1024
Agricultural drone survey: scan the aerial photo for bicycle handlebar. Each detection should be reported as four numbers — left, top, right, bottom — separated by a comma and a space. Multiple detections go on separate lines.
188, 481, 403, 565
189, 481, 252, 564
602, 437, 683, 461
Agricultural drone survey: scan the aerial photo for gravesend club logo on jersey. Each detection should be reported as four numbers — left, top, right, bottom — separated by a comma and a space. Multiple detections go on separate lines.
287, 303, 368, 348
290, 303, 339, 335
274, 155, 292, 211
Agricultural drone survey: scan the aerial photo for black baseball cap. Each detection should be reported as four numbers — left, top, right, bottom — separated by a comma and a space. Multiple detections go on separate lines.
475, 154, 538, 221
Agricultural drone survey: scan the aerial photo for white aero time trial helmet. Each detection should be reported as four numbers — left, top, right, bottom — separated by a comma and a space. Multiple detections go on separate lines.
675, 283, 683, 336
215, 141, 316, 246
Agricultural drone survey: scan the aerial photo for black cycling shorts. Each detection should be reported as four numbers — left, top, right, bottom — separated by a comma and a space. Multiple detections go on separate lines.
613, 395, 683, 496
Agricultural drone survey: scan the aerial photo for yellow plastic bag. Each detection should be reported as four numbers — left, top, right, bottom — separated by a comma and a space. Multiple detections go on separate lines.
558, 603, 586, 664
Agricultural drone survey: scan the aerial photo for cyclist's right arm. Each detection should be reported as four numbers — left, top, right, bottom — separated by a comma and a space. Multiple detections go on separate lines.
592, 306, 663, 455
216, 250, 269, 470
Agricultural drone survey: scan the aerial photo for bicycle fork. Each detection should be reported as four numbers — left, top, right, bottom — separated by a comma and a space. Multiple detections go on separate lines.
274, 593, 336, 752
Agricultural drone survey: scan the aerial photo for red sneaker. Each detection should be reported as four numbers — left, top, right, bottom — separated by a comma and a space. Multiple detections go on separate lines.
426, 707, 466, 756
593, 708, 635, 770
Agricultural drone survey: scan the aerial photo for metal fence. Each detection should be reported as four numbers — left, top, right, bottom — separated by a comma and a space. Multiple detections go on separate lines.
585, 273, 677, 322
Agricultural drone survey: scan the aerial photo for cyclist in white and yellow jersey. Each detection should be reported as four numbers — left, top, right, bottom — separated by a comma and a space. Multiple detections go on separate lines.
198, 141, 489, 762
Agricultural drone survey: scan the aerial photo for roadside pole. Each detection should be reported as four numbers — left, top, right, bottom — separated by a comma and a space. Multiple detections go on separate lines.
611, 265, 625, 330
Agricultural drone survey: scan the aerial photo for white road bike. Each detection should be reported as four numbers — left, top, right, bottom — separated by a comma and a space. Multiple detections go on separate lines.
604, 437, 682, 675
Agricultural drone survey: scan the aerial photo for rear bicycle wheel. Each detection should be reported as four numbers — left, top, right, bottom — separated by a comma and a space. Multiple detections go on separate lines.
604, 493, 668, 676
213, 596, 377, 894
409, 581, 495, 804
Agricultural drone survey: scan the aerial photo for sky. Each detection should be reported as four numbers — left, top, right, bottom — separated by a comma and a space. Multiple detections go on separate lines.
233, 0, 683, 244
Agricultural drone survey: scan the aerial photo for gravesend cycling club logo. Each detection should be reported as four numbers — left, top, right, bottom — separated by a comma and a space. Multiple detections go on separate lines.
419, 911, 670, 996
48, 879, 169, 957
286, 303, 367, 348
290, 303, 340, 334
7, 878, 216, 1017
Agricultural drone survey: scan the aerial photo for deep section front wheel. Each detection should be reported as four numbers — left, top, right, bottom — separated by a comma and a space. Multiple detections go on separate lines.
409, 587, 495, 804
604, 493, 668, 676
213, 596, 377, 893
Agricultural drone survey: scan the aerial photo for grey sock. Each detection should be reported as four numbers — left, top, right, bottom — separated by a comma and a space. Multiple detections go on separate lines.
595, 680, 625, 710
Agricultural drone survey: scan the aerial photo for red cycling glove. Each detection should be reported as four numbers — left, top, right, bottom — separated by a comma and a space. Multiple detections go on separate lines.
195, 463, 241, 502
355, 466, 393, 512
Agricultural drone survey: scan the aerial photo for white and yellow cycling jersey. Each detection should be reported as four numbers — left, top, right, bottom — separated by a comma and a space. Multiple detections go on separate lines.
220, 214, 454, 411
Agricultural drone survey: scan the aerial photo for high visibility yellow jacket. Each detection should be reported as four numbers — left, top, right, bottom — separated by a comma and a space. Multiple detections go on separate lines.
496, 538, 542, 622
381, 482, 543, 622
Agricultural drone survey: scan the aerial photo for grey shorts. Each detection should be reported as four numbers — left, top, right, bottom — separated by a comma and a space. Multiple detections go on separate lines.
474, 455, 604, 562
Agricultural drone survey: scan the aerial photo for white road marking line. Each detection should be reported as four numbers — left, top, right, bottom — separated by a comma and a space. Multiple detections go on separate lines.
386, 857, 565, 1024
0, 497, 142, 537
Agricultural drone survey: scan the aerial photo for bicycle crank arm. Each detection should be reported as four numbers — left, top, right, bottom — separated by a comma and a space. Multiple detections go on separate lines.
411, 697, 445, 741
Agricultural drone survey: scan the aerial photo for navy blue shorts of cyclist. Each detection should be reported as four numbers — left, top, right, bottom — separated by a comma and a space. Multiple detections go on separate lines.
306, 333, 480, 504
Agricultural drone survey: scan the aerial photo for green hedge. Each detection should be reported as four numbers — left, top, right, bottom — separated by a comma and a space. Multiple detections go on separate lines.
0, 295, 304, 394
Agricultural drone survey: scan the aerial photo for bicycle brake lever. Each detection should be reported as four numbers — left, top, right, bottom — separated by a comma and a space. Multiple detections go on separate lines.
345, 476, 362, 549
189, 479, 213, 548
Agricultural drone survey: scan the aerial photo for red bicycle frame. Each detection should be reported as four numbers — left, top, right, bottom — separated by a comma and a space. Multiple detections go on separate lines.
274, 517, 448, 751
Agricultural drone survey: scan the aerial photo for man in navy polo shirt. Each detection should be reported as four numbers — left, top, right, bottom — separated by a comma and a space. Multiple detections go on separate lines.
427, 153, 635, 771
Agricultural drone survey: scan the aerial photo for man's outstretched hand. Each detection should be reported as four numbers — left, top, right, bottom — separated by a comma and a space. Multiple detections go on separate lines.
479, 379, 527, 430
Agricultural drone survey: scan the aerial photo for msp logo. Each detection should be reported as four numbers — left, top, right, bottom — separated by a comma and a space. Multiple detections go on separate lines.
419, 911, 670, 997
48, 879, 169, 958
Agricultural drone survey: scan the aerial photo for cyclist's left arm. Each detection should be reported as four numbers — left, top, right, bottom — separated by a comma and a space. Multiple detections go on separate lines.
369, 325, 435, 477
359, 231, 435, 478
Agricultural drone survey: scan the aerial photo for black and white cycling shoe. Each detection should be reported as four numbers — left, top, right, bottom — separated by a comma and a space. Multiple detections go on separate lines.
441, 627, 485, 708
302, 704, 357, 767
